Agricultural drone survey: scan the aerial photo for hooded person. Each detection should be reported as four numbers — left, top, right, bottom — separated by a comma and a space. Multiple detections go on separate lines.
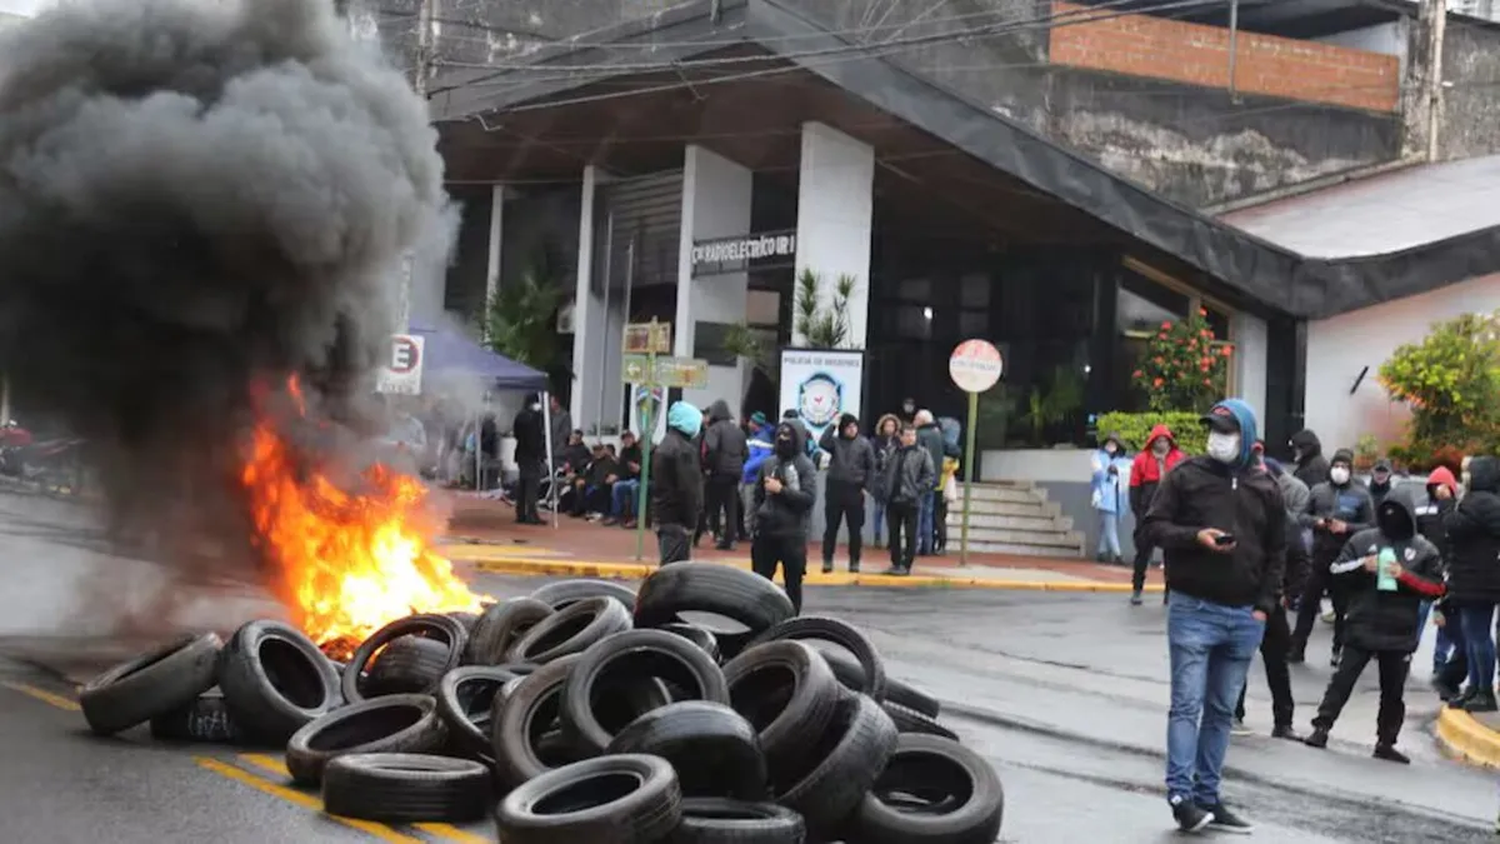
703, 399, 749, 551
1440, 455, 1500, 712
1091, 432, 1131, 565
1139, 399, 1286, 835
878, 422, 936, 576
1290, 429, 1331, 488
1290, 448, 1375, 667
751, 420, 818, 613
1368, 459, 1396, 507
511, 393, 547, 524
1128, 424, 1186, 604
870, 413, 903, 548
1303, 487, 1445, 763
1415, 466, 1465, 698
897, 397, 918, 426
913, 410, 946, 556
818, 413, 876, 574
651, 401, 705, 565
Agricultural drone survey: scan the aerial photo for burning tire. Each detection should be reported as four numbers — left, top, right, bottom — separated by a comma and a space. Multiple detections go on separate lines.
655, 623, 721, 663
722, 641, 842, 785
840, 734, 1004, 844
606, 702, 767, 801
776, 694, 898, 836
633, 563, 795, 653
506, 596, 632, 665
669, 798, 805, 843
341, 613, 467, 704
494, 754, 682, 843
79, 632, 223, 736
529, 578, 638, 611
149, 690, 241, 744
748, 616, 887, 703
436, 665, 521, 758
321, 753, 491, 824
882, 701, 959, 742
562, 629, 730, 756
285, 693, 448, 786
466, 597, 554, 665
822, 651, 940, 719
218, 620, 341, 742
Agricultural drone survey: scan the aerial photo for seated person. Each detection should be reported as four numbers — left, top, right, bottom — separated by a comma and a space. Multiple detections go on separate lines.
570, 442, 618, 518
607, 431, 643, 527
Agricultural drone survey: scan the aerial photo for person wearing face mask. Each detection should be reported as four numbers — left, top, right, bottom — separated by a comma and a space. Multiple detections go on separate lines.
510, 393, 547, 525
1439, 455, 1500, 712
650, 401, 706, 565
1368, 459, 1395, 508
1289, 429, 1330, 488
1091, 432, 1130, 565
1289, 449, 1374, 667
1129, 424, 1185, 605
1139, 400, 1285, 835
752, 421, 818, 612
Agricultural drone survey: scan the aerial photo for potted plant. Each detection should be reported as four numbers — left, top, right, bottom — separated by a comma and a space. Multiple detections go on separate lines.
793, 269, 858, 349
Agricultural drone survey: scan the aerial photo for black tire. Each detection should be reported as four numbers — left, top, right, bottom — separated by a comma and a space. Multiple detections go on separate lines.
364, 636, 454, 696
721, 641, 843, 786
607, 701, 768, 801
79, 633, 222, 736
668, 798, 806, 843
507, 596, 633, 665
321, 753, 492, 824
635, 563, 794, 638
495, 754, 682, 843
882, 701, 959, 742
436, 665, 519, 757
563, 629, 730, 756
822, 652, 940, 719
492, 654, 585, 790
447, 611, 480, 631
656, 623, 721, 662
466, 597, 554, 664
285, 693, 449, 786
218, 620, 341, 743
341, 614, 467, 704
749, 617, 887, 703
777, 694, 899, 835
841, 734, 1004, 844
149, 690, 241, 744
530, 578, 639, 611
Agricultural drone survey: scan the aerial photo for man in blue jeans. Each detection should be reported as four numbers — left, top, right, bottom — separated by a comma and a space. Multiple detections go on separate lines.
1141, 398, 1286, 834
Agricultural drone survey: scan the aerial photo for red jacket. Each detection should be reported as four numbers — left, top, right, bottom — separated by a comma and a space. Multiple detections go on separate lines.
1129, 424, 1184, 516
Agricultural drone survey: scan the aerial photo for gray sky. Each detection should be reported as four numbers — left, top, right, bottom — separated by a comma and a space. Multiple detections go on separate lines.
0, 0, 47, 15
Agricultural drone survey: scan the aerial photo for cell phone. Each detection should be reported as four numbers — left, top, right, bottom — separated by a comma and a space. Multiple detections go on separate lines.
1214, 534, 1237, 546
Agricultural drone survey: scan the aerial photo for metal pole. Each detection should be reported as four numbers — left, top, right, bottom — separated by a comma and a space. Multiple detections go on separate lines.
1227, 0, 1241, 103
595, 212, 614, 436
960, 390, 979, 567
619, 236, 636, 432
541, 390, 557, 528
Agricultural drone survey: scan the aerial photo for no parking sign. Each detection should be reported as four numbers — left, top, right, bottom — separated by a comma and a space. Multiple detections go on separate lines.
376, 334, 425, 395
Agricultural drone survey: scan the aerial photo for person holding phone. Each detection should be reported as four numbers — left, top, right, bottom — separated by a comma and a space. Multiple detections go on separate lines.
1140, 399, 1286, 835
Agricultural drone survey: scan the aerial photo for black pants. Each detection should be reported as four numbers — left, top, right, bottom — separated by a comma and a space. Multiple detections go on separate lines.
657, 525, 691, 565
516, 462, 542, 522
751, 534, 807, 613
1292, 554, 1348, 654
705, 475, 740, 546
822, 480, 865, 567
1234, 605, 1295, 727
1312, 645, 1410, 744
887, 501, 919, 569
568, 479, 611, 517
1130, 517, 1155, 591
933, 497, 949, 553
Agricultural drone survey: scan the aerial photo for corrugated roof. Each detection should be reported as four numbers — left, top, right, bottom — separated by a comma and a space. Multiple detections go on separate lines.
1219, 154, 1500, 259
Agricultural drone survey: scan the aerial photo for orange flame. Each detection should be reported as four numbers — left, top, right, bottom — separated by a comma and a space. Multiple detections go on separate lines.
240, 377, 484, 652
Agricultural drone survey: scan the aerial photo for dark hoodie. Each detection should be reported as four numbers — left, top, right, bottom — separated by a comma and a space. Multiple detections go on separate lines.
1290, 429, 1330, 488
1441, 456, 1500, 603
703, 399, 748, 479
1367, 459, 1395, 507
1298, 448, 1374, 563
1331, 487, 1445, 653
1140, 399, 1286, 614
754, 422, 818, 538
512, 393, 546, 465
819, 413, 877, 490
1128, 424, 1185, 518
1414, 465, 1457, 564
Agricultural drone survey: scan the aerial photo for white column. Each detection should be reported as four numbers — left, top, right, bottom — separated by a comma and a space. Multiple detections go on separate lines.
794, 121, 874, 349
1231, 312, 1268, 427
570, 165, 598, 428
674, 144, 753, 415
484, 185, 506, 310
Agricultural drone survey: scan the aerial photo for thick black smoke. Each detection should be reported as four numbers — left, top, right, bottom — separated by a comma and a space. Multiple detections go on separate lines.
0, 0, 446, 561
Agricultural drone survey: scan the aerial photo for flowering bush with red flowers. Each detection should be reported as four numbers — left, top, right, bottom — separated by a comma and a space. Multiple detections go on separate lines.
1132, 308, 1233, 412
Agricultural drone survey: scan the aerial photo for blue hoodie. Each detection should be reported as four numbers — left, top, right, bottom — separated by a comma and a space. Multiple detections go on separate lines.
1207, 398, 1260, 471
667, 401, 702, 439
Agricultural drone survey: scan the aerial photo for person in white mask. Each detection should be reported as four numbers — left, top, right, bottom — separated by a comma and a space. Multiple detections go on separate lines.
1289, 448, 1374, 667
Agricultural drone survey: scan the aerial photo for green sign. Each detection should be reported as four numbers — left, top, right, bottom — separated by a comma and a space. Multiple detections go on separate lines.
622, 354, 709, 389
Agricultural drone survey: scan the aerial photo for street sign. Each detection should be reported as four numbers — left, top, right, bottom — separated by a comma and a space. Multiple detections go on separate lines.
949, 339, 1003, 393
623, 322, 671, 355
622, 354, 709, 389
376, 333, 425, 395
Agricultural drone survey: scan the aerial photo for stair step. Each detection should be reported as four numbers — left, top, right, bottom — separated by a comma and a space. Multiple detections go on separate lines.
963, 484, 1046, 504
951, 524, 1083, 548
985, 479, 1036, 491
961, 498, 1061, 519
959, 540, 1086, 558
946, 512, 1072, 532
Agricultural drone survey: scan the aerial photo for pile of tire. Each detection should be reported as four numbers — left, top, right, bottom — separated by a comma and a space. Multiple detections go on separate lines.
75, 561, 1003, 843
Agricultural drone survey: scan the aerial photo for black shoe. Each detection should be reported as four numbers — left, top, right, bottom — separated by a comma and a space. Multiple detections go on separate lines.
821, 560, 834, 574
1330, 647, 1342, 667
1448, 686, 1477, 709
1287, 648, 1305, 665
1465, 689, 1499, 713
1096, 551, 1107, 563
1433, 677, 1462, 702
1303, 727, 1329, 748
1130, 589, 1143, 606
1112, 555, 1124, 565
1169, 795, 1211, 833
1271, 724, 1303, 741
1202, 803, 1254, 834
883, 565, 911, 576
1373, 743, 1410, 764
848, 562, 860, 574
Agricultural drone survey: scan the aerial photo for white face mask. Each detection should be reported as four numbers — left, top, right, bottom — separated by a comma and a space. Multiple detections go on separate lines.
1330, 466, 1351, 485
1206, 432, 1240, 464
530, 403, 542, 411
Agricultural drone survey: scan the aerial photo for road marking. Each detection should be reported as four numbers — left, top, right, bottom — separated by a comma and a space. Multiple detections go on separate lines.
196, 757, 423, 843
239, 752, 290, 777
2, 681, 81, 711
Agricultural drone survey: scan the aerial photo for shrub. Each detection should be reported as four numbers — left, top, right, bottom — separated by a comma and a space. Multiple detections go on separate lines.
1131, 309, 1233, 413
1379, 310, 1500, 463
1095, 411, 1206, 456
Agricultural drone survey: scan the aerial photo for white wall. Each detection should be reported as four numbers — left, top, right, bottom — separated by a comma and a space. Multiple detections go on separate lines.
1315, 20, 1408, 59
571, 165, 601, 429
1230, 312, 1268, 426
979, 449, 1093, 483
1304, 272, 1500, 453
794, 122, 874, 348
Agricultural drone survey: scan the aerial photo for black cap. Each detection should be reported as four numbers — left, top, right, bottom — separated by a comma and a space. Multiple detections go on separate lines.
1200, 405, 1240, 434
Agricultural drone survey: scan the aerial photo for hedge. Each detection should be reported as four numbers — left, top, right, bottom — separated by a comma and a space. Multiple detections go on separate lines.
1095, 411, 1206, 456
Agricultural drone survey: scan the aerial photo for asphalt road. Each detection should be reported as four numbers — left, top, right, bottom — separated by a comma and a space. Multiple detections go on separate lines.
0, 488, 1493, 842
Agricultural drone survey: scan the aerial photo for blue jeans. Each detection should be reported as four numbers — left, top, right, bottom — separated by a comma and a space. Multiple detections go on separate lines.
1097, 511, 1121, 558
917, 491, 936, 554
1166, 593, 1265, 807
1458, 603, 1497, 691
611, 479, 640, 518
873, 500, 886, 543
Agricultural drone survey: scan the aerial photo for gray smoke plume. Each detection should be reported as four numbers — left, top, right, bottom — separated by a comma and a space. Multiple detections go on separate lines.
0, 0, 447, 571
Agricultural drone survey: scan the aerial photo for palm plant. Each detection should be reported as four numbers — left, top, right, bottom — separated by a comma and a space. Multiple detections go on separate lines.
794, 269, 858, 349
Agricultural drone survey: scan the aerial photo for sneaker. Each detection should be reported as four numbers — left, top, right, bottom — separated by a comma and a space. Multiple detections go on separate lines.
1303, 727, 1329, 748
883, 565, 911, 576
1465, 689, 1499, 713
1432, 677, 1462, 702
1169, 795, 1212, 833
1271, 724, 1303, 741
601, 517, 618, 526
1373, 743, 1410, 764
821, 560, 834, 574
1130, 590, 1143, 606
1202, 803, 1254, 834
1286, 648, 1305, 665
1448, 686, 1477, 709
1330, 647, 1342, 668
1231, 718, 1252, 736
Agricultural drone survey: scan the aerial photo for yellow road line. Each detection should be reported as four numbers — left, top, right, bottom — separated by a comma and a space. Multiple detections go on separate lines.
196, 757, 422, 843
239, 752, 290, 777
3, 681, 81, 711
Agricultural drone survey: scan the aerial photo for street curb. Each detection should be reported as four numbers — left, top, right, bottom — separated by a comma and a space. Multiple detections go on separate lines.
1435, 708, 1500, 769
461, 556, 1159, 592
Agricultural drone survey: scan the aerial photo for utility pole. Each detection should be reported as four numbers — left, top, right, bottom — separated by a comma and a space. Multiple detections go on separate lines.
1403, 0, 1447, 161
397, 0, 435, 333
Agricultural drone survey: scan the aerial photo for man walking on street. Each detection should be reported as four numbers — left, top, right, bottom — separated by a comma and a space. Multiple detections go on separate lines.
651, 401, 705, 565
703, 399, 748, 551
820, 413, 876, 574
1289, 448, 1374, 666
879, 423, 934, 576
1141, 399, 1285, 834
751, 421, 817, 613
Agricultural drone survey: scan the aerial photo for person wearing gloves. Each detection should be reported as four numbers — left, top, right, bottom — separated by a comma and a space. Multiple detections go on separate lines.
819, 413, 876, 574
1303, 487, 1445, 763
1091, 432, 1131, 566
878, 423, 936, 577
751, 421, 818, 613
1129, 424, 1185, 605
1440, 455, 1500, 712
1140, 400, 1285, 835
1289, 448, 1374, 667
650, 401, 705, 565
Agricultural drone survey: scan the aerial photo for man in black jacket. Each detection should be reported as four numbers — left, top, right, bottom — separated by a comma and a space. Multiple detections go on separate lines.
1303, 487, 1445, 763
820, 413, 876, 574
651, 401, 705, 565
1290, 429, 1330, 488
511, 394, 547, 525
1440, 455, 1500, 712
878, 423, 935, 576
751, 421, 817, 613
1290, 448, 1374, 667
703, 399, 748, 551
1141, 399, 1285, 835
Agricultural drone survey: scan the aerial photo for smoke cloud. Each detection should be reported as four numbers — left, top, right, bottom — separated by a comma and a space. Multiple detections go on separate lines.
0, 0, 447, 569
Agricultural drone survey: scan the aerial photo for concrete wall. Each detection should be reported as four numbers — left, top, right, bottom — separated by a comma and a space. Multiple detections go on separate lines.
1436, 20, 1500, 161
1303, 272, 1500, 456
677, 145, 752, 415
793, 122, 873, 347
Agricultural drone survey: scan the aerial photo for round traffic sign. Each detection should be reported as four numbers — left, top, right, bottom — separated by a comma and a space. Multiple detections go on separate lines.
390, 335, 421, 374
949, 339, 1003, 393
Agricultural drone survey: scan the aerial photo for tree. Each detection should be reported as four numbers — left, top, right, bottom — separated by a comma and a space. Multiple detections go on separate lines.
1132, 308, 1233, 413
1379, 310, 1500, 462
484, 253, 567, 385
794, 269, 858, 349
